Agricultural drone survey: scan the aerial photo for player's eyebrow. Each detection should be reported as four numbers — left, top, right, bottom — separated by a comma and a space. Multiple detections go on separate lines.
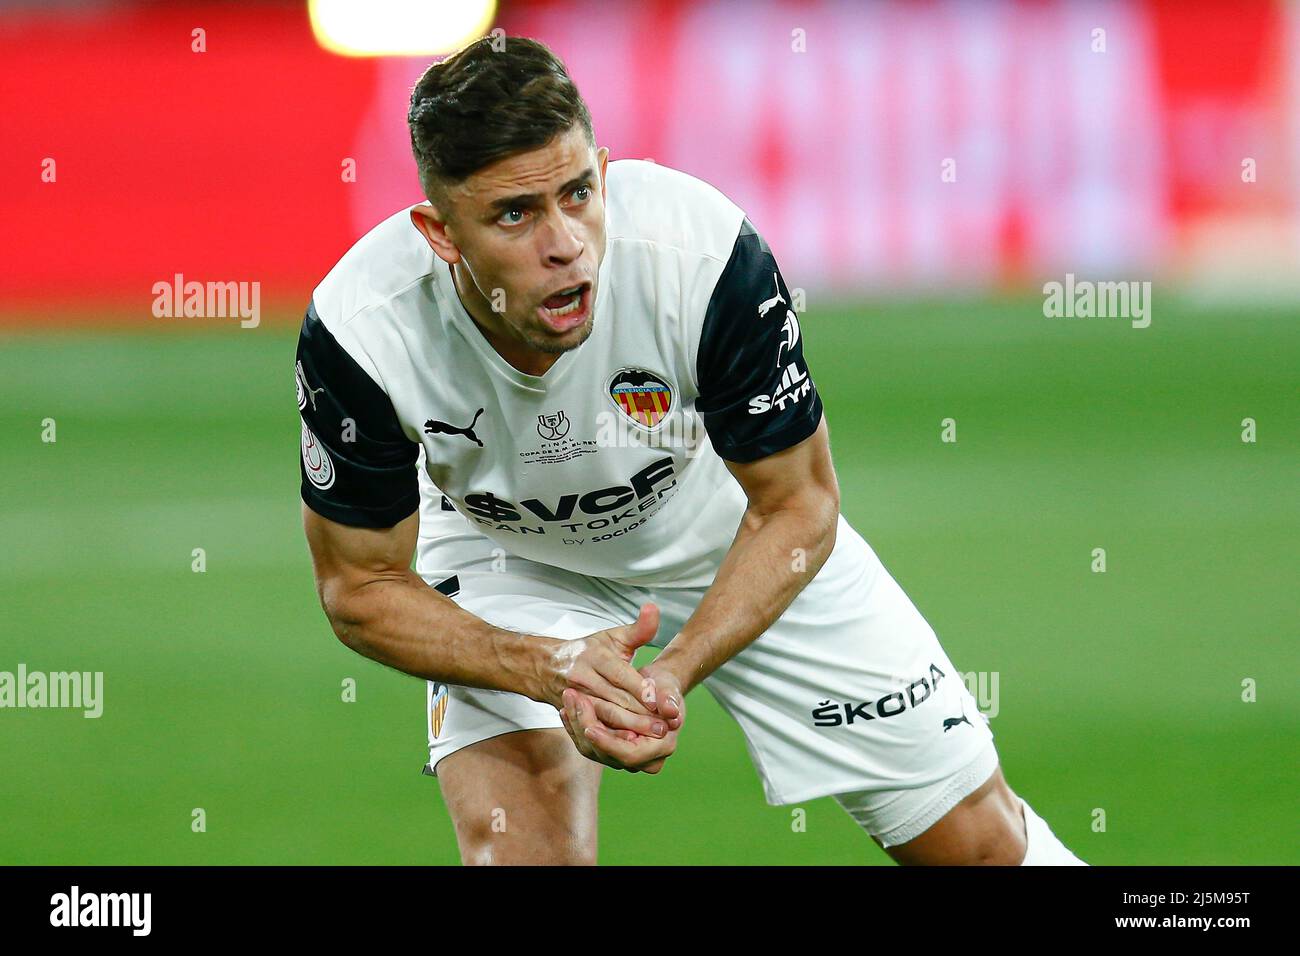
485, 168, 595, 217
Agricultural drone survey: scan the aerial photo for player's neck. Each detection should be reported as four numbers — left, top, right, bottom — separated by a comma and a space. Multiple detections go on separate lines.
449, 263, 560, 377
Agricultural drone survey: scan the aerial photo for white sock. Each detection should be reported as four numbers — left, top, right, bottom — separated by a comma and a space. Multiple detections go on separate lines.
1018, 797, 1088, 866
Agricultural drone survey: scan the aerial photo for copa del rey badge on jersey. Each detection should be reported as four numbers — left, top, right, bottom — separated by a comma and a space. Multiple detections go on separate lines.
607, 367, 673, 430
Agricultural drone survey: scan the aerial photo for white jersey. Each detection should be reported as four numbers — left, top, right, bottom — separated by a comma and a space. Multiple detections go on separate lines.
296, 160, 823, 588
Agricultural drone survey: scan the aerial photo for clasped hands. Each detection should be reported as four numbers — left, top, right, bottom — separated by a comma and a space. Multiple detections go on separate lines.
542, 604, 685, 773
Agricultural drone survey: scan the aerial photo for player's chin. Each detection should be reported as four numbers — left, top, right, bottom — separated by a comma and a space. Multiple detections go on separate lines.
530, 311, 594, 352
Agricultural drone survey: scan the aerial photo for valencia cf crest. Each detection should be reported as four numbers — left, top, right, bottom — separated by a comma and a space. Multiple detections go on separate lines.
429, 682, 449, 739
607, 367, 673, 430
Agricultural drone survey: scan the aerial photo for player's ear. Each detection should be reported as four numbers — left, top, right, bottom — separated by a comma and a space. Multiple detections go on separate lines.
596, 146, 609, 202
410, 204, 460, 264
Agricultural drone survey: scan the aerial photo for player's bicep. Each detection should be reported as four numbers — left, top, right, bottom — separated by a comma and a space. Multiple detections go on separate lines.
303, 504, 418, 586
695, 218, 823, 464
303, 504, 419, 632
723, 414, 838, 518
296, 301, 420, 528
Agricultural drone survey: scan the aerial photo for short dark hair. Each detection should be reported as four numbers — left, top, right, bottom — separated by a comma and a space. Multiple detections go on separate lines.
407, 36, 595, 202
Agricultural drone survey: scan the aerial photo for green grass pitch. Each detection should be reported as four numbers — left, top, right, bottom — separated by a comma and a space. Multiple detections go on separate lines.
1, 295, 1295, 864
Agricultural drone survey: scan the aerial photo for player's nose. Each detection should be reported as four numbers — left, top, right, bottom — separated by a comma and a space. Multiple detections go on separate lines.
540, 214, 583, 264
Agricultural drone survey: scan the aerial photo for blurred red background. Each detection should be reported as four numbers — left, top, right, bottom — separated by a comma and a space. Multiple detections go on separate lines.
1, 0, 1295, 317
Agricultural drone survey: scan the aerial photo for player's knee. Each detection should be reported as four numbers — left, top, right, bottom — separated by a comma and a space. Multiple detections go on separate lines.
458, 834, 596, 867
967, 820, 1028, 866
892, 819, 1026, 866
957, 776, 1028, 865
876, 766, 1029, 865
453, 762, 598, 866
457, 814, 597, 866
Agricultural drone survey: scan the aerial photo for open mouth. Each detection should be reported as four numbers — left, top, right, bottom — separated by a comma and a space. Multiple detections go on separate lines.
538, 282, 591, 332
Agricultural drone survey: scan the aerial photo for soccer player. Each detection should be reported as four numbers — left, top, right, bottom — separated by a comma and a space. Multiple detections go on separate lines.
297, 36, 1086, 866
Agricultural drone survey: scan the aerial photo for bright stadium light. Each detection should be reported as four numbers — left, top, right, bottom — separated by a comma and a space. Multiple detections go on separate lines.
308, 0, 498, 57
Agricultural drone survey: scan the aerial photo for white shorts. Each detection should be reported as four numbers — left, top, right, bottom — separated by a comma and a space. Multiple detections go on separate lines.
418, 514, 998, 845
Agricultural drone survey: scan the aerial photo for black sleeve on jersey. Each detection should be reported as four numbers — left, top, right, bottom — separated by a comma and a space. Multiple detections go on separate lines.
695, 218, 824, 464
296, 302, 420, 528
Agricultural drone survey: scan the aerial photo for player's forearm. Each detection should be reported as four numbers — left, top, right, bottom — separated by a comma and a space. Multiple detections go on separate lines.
653, 498, 838, 694
321, 570, 553, 700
